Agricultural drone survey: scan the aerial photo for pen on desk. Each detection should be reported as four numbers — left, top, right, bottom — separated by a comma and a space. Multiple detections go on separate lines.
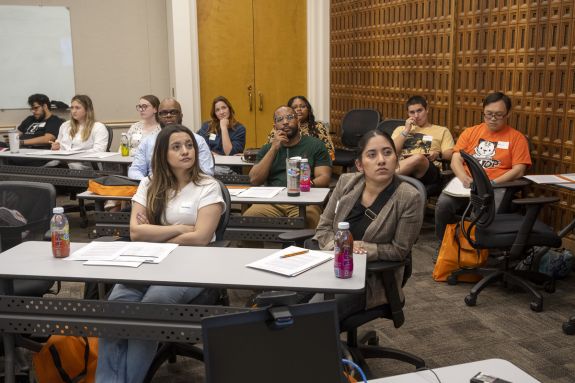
280, 249, 309, 258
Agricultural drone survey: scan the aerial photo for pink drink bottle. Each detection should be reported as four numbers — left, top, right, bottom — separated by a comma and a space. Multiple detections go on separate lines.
334, 222, 353, 278
300, 158, 311, 192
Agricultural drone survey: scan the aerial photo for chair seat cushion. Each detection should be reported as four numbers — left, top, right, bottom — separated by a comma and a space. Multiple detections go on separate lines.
475, 214, 561, 249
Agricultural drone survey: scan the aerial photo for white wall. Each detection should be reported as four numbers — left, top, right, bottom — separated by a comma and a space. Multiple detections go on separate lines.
0, 0, 170, 127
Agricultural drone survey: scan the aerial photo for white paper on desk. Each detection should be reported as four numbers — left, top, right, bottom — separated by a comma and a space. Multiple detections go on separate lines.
442, 177, 470, 197
246, 246, 333, 277
227, 188, 248, 196
79, 152, 118, 158
83, 260, 143, 267
27, 149, 85, 156
237, 187, 284, 199
67, 241, 178, 263
523, 175, 575, 184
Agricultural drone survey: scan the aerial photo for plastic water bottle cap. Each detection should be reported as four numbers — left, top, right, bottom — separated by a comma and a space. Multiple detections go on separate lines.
301, 158, 308, 163
53, 207, 64, 214
338, 222, 350, 230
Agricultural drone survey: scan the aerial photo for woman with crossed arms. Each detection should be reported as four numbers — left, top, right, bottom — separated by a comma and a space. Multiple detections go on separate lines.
96, 125, 225, 383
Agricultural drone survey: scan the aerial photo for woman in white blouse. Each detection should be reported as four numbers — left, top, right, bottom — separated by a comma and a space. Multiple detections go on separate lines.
50, 94, 108, 170
123, 95, 161, 155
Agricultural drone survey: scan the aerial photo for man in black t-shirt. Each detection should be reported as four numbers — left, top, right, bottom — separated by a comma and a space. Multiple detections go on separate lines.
17, 94, 63, 148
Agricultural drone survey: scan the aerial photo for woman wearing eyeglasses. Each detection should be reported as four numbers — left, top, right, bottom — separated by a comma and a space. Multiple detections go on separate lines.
312, 129, 424, 318
434, 91, 531, 243
49, 94, 108, 170
198, 96, 246, 156
266, 96, 335, 160
123, 95, 161, 156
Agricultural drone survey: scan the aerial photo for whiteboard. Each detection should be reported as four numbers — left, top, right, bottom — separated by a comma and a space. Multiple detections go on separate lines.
0, 5, 75, 109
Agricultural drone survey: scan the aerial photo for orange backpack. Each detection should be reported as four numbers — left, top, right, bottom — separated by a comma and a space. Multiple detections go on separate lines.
433, 222, 489, 283
33, 336, 98, 383
88, 175, 139, 197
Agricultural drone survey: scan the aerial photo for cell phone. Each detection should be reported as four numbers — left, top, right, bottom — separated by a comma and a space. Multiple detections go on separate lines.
470, 372, 511, 383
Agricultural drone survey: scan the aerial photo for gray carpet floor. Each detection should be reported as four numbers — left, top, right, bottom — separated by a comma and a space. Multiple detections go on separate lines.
11, 205, 575, 382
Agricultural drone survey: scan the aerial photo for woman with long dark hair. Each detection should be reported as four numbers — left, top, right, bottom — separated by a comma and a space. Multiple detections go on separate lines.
96, 125, 225, 383
198, 96, 246, 155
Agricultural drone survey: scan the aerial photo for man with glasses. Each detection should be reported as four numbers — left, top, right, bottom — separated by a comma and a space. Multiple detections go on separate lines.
244, 105, 332, 228
434, 91, 531, 244
16, 94, 63, 148
128, 97, 214, 179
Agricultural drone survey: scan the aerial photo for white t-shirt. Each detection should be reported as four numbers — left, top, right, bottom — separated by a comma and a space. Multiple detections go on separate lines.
132, 176, 225, 242
57, 121, 108, 152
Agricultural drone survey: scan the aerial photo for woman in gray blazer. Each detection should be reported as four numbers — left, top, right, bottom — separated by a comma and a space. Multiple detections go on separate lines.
313, 130, 424, 318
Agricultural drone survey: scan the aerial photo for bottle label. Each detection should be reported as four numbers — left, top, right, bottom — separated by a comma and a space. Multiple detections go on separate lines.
51, 231, 70, 258
334, 242, 353, 279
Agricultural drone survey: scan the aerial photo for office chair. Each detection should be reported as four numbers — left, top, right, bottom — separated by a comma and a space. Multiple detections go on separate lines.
143, 179, 232, 382
278, 175, 427, 377
453, 150, 561, 312
0, 181, 57, 295
333, 109, 380, 171
377, 119, 405, 136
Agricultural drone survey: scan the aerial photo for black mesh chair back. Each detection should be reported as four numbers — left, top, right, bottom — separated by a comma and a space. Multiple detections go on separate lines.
105, 125, 113, 152
215, 180, 231, 241
377, 119, 406, 137
341, 109, 380, 148
460, 150, 496, 229
0, 181, 56, 251
0, 181, 56, 296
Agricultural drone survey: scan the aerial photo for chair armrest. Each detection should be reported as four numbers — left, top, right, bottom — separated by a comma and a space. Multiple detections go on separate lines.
511, 196, 559, 205
277, 229, 316, 242
366, 259, 406, 273
493, 179, 530, 189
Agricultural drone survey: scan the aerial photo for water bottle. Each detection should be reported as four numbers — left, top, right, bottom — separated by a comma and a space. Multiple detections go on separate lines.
334, 222, 353, 279
51, 207, 70, 258
120, 133, 130, 156
300, 158, 311, 192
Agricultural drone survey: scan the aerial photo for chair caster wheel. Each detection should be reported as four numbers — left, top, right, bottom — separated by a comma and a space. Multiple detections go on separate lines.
447, 275, 458, 285
543, 281, 556, 293
367, 335, 379, 346
464, 295, 476, 307
563, 322, 575, 335
530, 301, 543, 312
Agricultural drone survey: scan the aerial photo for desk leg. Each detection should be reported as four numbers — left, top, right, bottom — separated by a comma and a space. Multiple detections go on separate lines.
0, 279, 15, 383
3, 334, 16, 383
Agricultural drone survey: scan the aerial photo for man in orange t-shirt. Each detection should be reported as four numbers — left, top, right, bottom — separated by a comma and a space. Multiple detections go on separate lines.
435, 92, 531, 244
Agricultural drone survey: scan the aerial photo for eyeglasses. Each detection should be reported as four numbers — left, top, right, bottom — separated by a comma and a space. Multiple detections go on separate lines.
29, 105, 43, 112
274, 114, 297, 123
136, 104, 149, 112
483, 112, 507, 120
158, 109, 181, 117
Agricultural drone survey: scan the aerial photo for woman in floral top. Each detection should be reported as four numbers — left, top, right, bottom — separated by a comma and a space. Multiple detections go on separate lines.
267, 96, 335, 160
123, 95, 162, 156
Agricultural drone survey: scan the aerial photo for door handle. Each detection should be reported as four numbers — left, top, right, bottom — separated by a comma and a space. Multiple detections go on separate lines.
258, 92, 263, 111
248, 86, 253, 111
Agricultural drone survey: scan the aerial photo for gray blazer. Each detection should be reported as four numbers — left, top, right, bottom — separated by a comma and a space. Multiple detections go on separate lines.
313, 173, 424, 308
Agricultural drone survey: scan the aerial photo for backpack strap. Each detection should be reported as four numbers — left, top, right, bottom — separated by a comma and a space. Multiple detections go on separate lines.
48, 337, 90, 383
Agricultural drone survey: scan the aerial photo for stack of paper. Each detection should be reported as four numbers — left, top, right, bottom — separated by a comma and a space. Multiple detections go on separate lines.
235, 187, 284, 199
27, 149, 85, 156
80, 152, 119, 158
246, 246, 333, 277
524, 174, 575, 184
443, 177, 471, 197
67, 241, 178, 267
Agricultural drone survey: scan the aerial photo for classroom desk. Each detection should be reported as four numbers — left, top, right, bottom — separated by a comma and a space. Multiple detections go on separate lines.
0, 241, 366, 383
77, 187, 331, 241
213, 154, 254, 167
369, 358, 540, 382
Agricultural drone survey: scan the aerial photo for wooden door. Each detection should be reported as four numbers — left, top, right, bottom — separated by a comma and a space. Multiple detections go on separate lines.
197, 0, 307, 149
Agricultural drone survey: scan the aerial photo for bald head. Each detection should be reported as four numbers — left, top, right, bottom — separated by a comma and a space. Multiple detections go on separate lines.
158, 97, 183, 127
